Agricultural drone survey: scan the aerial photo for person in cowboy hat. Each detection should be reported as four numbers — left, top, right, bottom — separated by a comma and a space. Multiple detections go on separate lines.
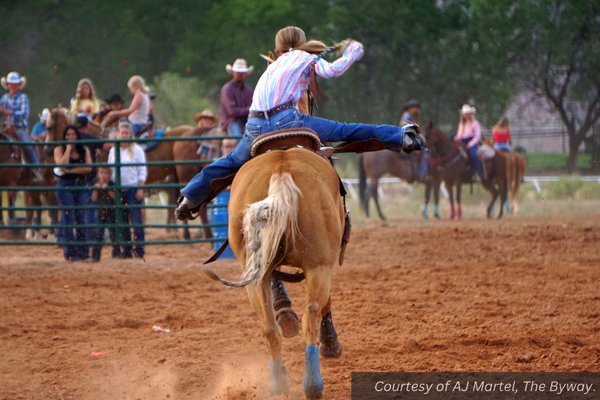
175, 26, 426, 219
195, 108, 222, 158
400, 99, 420, 126
0, 71, 43, 180
221, 58, 254, 137
194, 108, 220, 128
31, 108, 51, 141
95, 93, 123, 126
455, 103, 483, 179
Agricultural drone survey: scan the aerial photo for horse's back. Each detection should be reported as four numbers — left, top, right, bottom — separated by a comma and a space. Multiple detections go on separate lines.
229, 148, 344, 267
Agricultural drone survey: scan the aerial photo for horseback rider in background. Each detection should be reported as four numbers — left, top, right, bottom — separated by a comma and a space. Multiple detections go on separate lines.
0, 71, 43, 181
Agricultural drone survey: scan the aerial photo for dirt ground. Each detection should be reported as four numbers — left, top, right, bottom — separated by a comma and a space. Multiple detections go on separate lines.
1, 215, 600, 400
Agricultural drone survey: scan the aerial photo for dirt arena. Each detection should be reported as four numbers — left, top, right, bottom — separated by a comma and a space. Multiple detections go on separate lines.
1, 215, 599, 399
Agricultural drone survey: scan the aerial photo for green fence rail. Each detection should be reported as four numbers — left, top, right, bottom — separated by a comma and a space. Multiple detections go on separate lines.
0, 134, 240, 249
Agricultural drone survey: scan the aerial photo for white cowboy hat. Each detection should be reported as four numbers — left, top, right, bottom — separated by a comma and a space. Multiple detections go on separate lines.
38, 108, 51, 121
459, 104, 476, 115
1, 71, 26, 89
226, 59, 254, 75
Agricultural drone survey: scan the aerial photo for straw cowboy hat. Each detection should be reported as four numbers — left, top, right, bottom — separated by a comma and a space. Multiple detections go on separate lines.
226, 59, 254, 75
460, 104, 477, 115
1, 71, 26, 89
193, 108, 220, 125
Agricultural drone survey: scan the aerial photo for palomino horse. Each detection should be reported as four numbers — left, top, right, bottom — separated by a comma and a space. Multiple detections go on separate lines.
358, 150, 420, 220
205, 145, 345, 399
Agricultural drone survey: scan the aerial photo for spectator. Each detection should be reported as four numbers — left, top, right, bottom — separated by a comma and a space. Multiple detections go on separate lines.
221, 59, 253, 136
103, 76, 150, 136
195, 108, 221, 158
221, 138, 238, 157
492, 116, 512, 152
90, 166, 120, 261
53, 125, 93, 261
31, 108, 50, 141
70, 78, 101, 118
108, 122, 147, 258
0, 71, 43, 181
454, 104, 483, 179
194, 108, 220, 129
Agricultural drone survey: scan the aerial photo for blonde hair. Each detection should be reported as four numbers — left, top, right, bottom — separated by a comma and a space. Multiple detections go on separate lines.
275, 26, 348, 55
127, 75, 150, 94
118, 121, 137, 158
75, 78, 99, 101
496, 116, 509, 128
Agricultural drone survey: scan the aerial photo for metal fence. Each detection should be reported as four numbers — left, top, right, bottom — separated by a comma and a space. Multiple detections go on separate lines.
0, 134, 235, 246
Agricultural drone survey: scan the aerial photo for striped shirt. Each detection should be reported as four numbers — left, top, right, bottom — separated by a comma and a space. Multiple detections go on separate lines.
250, 41, 364, 112
0, 91, 29, 128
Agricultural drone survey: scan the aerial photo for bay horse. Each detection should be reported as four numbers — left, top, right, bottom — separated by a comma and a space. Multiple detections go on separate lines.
424, 123, 511, 219
358, 150, 420, 220
0, 133, 30, 230
204, 145, 345, 398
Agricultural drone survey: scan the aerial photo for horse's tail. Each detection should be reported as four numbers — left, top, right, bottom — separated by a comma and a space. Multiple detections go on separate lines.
358, 154, 367, 212
204, 171, 301, 288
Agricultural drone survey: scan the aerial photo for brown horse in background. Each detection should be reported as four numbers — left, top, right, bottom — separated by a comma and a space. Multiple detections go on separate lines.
204, 147, 344, 398
172, 125, 220, 240
358, 150, 420, 220
424, 123, 510, 219
0, 133, 31, 231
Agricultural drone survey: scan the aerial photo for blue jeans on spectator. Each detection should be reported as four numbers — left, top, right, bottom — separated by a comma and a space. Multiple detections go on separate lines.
227, 119, 245, 137
461, 138, 483, 178
56, 179, 92, 261
91, 207, 119, 260
181, 108, 407, 205
121, 189, 145, 258
16, 127, 38, 165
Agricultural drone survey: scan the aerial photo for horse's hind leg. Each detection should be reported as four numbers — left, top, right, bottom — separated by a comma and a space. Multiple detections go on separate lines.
272, 278, 300, 338
319, 308, 343, 358
371, 182, 386, 221
302, 267, 332, 399
422, 181, 431, 220
247, 278, 289, 396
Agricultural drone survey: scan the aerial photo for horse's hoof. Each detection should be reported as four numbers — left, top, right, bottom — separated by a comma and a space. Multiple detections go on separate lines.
435, 214, 442, 220
276, 307, 300, 338
319, 339, 343, 359
269, 357, 290, 396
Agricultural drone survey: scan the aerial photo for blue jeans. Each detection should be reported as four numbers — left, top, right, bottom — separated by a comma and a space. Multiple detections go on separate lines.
17, 127, 38, 165
494, 142, 512, 152
227, 119, 245, 136
120, 189, 145, 258
56, 179, 93, 260
91, 207, 119, 260
462, 139, 483, 178
130, 122, 146, 136
181, 108, 407, 205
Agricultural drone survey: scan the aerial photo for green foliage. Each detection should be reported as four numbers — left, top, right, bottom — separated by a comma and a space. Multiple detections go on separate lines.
543, 176, 584, 199
575, 182, 600, 200
150, 72, 214, 128
527, 153, 592, 171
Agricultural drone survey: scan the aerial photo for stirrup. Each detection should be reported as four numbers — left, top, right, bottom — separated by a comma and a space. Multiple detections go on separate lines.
174, 196, 201, 221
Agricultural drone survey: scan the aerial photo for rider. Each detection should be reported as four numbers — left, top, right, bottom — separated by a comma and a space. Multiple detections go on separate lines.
401, 99, 428, 177
454, 104, 483, 179
103, 75, 150, 136
175, 26, 426, 219
70, 78, 101, 119
221, 59, 254, 136
492, 116, 512, 152
0, 71, 43, 181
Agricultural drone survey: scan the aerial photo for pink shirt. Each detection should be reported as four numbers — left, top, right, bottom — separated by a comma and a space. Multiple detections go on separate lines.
456, 119, 481, 148
250, 41, 364, 112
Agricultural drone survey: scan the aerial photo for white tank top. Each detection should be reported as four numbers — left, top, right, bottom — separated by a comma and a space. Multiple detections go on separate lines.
128, 92, 150, 124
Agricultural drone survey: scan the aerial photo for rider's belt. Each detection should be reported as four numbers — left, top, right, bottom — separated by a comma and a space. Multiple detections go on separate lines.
248, 102, 294, 119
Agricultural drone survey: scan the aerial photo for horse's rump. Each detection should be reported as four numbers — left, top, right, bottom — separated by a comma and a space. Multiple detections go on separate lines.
229, 149, 345, 276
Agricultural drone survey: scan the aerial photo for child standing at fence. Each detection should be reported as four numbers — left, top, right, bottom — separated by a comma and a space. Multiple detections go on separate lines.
90, 166, 120, 261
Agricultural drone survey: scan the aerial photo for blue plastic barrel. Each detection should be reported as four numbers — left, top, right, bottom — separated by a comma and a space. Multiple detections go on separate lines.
212, 190, 236, 259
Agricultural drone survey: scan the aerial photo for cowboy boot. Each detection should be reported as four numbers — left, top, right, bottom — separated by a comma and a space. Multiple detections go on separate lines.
174, 196, 201, 221
401, 124, 427, 154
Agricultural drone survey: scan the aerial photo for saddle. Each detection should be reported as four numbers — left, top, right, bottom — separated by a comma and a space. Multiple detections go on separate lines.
205, 127, 356, 268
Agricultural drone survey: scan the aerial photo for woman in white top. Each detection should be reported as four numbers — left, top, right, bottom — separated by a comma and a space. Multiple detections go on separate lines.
107, 122, 147, 258
103, 75, 150, 136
